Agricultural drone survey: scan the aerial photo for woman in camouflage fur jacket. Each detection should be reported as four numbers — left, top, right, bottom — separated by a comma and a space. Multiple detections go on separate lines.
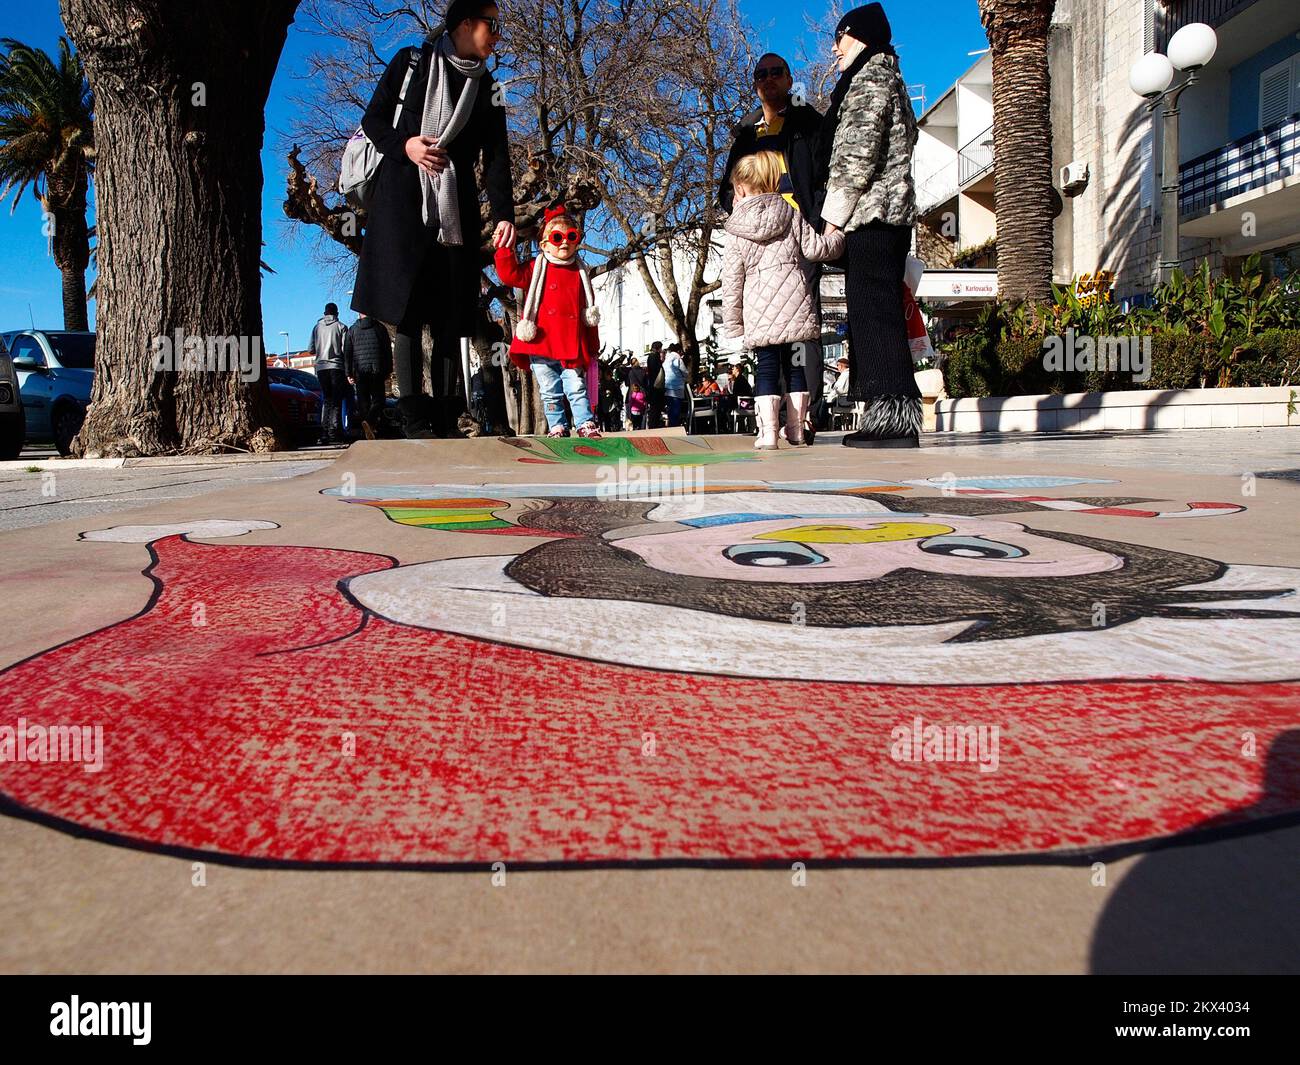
815, 3, 922, 448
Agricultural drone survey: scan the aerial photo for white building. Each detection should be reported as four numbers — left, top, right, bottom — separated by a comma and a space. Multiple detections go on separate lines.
912, 51, 998, 268
912, 0, 1300, 299
590, 236, 724, 359
589, 232, 847, 374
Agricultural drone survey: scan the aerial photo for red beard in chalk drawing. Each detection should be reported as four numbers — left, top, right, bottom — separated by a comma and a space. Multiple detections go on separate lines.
0, 512, 1297, 868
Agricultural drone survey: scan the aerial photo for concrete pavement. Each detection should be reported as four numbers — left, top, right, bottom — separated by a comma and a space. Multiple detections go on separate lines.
1, 427, 1296, 973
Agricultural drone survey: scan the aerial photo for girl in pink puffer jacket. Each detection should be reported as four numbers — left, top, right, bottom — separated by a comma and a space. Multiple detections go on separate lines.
721, 150, 845, 448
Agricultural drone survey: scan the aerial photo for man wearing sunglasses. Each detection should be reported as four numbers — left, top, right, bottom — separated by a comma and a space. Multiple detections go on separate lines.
718, 53, 829, 443
718, 53, 825, 227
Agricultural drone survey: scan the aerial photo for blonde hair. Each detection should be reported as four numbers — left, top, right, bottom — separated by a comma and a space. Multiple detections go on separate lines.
731, 150, 782, 195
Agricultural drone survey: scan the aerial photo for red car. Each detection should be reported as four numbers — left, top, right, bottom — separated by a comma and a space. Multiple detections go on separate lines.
267, 368, 322, 445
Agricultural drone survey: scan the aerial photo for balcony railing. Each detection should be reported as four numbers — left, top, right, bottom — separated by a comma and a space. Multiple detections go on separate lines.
958, 125, 994, 186
1179, 112, 1300, 215
914, 162, 959, 215
1157, 0, 1262, 51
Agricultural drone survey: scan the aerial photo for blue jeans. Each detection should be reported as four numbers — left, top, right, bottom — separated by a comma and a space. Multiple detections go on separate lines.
531, 356, 594, 430
754, 343, 808, 397
666, 393, 684, 427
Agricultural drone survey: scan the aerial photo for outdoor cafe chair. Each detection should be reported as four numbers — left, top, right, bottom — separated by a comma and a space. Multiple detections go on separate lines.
688, 394, 717, 434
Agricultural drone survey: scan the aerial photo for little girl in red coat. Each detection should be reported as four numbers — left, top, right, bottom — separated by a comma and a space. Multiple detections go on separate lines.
494, 205, 602, 438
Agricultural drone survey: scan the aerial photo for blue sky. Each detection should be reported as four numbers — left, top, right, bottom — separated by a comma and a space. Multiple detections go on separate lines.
0, 1, 986, 351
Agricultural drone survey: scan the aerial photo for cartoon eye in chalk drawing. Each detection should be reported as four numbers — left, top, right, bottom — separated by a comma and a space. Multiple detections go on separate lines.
917, 535, 1026, 560
723, 542, 828, 567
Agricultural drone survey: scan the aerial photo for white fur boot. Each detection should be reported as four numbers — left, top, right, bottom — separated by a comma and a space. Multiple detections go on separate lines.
753, 394, 780, 450
785, 391, 810, 446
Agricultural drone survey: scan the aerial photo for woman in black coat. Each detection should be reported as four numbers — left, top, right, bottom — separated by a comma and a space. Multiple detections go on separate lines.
351, 0, 516, 438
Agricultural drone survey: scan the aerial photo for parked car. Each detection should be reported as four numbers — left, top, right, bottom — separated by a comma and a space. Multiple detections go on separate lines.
266, 368, 323, 445
1, 330, 95, 455
0, 338, 25, 460
269, 366, 324, 399
268, 366, 368, 442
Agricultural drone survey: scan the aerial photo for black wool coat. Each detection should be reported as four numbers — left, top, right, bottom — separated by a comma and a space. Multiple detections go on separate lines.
718, 102, 825, 226
351, 43, 514, 335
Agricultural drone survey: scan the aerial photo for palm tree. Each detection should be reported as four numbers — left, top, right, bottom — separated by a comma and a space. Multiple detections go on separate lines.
0, 36, 94, 331
977, 0, 1057, 304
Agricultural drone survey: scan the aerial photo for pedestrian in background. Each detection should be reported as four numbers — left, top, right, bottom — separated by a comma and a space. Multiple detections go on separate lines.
663, 343, 688, 427
626, 354, 650, 429
645, 341, 665, 429
812, 355, 851, 428
728, 361, 754, 434
344, 311, 393, 439
310, 302, 349, 445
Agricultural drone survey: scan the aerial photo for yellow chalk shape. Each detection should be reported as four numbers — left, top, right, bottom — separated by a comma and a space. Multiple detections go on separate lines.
754, 522, 953, 544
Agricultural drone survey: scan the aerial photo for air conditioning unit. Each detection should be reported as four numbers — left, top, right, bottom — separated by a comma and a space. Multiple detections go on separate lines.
1060, 161, 1090, 196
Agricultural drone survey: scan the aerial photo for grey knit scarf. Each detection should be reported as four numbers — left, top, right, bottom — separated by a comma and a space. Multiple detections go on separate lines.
420, 29, 487, 244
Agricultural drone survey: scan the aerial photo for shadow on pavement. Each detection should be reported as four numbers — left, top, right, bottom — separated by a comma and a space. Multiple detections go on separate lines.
1089, 730, 1300, 974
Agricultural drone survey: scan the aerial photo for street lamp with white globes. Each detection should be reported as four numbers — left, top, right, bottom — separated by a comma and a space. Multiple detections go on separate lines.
1129, 22, 1219, 284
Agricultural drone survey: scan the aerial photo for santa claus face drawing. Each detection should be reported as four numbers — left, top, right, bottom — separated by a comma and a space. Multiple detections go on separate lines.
611, 513, 1124, 582
334, 482, 1300, 685
0, 477, 1296, 868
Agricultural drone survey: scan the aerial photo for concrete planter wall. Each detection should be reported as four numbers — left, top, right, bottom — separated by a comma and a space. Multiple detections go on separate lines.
933, 385, 1297, 434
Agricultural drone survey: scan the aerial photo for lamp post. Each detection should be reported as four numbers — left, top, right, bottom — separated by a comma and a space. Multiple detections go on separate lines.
1129, 22, 1218, 285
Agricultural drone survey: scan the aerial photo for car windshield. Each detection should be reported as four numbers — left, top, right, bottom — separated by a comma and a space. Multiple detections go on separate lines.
47, 333, 95, 369
282, 369, 321, 391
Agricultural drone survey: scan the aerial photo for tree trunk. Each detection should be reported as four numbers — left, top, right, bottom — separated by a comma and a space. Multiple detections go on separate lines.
61, 0, 299, 456
979, 0, 1057, 304
503, 366, 546, 436
680, 335, 701, 391
48, 170, 90, 332
59, 251, 89, 333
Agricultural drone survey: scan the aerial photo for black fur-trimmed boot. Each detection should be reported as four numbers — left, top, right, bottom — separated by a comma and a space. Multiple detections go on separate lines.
842, 395, 922, 448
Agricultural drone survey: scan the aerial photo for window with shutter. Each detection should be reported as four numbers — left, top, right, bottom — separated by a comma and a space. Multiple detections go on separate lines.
1258, 59, 1294, 130
1143, 0, 1155, 55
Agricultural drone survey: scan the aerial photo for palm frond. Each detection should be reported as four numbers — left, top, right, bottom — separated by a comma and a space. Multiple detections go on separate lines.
0, 35, 93, 207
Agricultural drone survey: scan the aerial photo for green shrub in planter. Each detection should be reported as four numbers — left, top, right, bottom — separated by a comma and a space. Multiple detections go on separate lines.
942, 330, 1001, 399
1146, 334, 1209, 390
1190, 329, 1300, 388
998, 337, 1058, 394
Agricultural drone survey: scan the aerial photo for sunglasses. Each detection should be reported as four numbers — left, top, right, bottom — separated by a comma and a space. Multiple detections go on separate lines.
547, 228, 580, 246
835, 28, 848, 43
753, 66, 787, 81
473, 15, 502, 35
